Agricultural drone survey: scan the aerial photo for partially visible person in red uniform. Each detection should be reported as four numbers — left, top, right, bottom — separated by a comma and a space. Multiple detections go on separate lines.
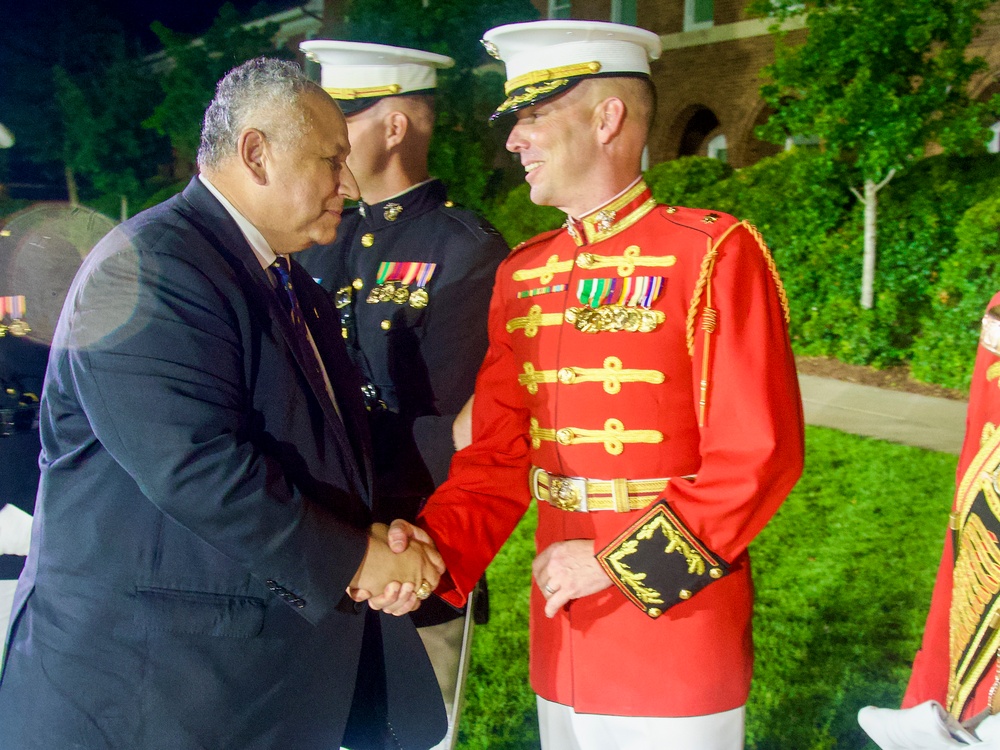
859, 296, 1000, 748
373, 20, 804, 750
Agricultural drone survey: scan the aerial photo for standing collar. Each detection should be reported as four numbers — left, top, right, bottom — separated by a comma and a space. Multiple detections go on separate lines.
563, 176, 656, 246
357, 178, 450, 230
199, 174, 278, 270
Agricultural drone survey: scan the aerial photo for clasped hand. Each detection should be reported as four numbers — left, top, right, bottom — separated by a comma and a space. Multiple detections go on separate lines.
348, 522, 445, 616
370, 525, 613, 618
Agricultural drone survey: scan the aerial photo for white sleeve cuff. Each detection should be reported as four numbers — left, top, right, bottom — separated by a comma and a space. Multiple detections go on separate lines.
0, 503, 33, 557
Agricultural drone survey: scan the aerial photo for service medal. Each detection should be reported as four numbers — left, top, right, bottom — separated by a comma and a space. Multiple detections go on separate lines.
409, 288, 429, 309
379, 282, 397, 302
366, 286, 383, 304
393, 286, 410, 305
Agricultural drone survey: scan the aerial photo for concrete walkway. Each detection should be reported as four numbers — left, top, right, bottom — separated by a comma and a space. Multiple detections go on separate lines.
799, 374, 968, 455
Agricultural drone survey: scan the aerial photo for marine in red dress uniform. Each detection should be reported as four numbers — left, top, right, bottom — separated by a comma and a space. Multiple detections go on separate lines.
376, 20, 804, 742
418, 170, 804, 716
904, 291, 1000, 721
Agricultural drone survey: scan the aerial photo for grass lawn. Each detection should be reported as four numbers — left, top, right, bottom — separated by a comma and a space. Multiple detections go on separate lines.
455, 425, 958, 750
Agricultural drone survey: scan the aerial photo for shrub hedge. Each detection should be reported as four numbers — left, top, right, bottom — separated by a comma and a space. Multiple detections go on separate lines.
486, 151, 1000, 390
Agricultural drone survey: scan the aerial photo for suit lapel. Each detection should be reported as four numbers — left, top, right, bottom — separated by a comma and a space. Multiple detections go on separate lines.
174, 177, 371, 501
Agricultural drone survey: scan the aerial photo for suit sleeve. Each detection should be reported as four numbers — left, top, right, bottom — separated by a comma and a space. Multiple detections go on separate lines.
596, 222, 805, 614
411, 226, 510, 486
61, 229, 368, 625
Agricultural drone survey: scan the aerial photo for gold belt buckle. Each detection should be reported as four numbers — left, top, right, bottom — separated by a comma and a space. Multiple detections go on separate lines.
548, 473, 588, 512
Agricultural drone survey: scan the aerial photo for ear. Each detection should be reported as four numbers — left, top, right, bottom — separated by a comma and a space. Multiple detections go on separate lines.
238, 128, 269, 185
595, 97, 627, 145
384, 111, 409, 150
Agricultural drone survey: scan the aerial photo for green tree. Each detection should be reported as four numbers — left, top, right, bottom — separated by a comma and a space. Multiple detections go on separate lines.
753, 0, 1000, 309
328, 0, 540, 211
52, 39, 167, 219
0, 0, 161, 208
145, 3, 288, 176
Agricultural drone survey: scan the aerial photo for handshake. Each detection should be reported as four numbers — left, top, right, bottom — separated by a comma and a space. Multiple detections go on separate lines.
347, 520, 442, 616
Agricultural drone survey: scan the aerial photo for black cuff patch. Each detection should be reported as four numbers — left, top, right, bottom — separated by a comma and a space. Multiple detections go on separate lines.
596, 501, 729, 618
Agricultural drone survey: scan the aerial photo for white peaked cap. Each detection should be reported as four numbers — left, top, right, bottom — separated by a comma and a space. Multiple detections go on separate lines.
481, 21, 662, 119
300, 40, 454, 114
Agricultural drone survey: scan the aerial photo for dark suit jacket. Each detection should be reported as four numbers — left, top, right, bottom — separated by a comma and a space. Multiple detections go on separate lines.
0, 177, 445, 750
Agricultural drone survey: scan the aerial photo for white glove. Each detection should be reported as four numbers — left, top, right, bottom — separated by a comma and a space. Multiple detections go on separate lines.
858, 701, 986, 748
0, 503, 33, 557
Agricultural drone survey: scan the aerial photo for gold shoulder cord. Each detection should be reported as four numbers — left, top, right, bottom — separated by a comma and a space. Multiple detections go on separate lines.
685, 221, 790, 427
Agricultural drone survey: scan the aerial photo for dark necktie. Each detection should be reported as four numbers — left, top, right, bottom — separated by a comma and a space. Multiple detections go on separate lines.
269, 257, 341, 419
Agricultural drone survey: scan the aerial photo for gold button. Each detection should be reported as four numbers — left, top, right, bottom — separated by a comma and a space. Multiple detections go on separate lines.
352, 278, 364, 290
678, 589, 692, 600
709, 568, 723, 579
647, 608, 662, 618
341, 327, 348, 339
576, 252, 595, 268
557, 367, 575, 384
444, 200, 454, 207
361, 233, 375, 247
380, 319, 391, 331
555, 428, 574, 445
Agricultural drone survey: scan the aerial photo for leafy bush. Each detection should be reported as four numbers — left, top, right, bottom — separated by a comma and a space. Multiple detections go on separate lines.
644, 155, 733, 206
911, 191, 1000, 387
485, 183, 564, 248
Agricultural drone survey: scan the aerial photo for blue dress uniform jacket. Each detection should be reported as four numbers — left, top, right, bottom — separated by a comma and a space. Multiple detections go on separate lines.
298, 180, 508, 628
299, 180, 509, 513
0, 177, 446, 750
0, 335, 45, 580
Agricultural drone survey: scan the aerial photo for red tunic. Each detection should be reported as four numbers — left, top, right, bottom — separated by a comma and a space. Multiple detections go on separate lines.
904, 291, 1000, 720
418, 181, 804, 716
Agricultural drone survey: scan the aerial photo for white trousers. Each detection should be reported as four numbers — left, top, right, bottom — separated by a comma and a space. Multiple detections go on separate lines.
536, 696, 746, 750
0, 578, 19, 666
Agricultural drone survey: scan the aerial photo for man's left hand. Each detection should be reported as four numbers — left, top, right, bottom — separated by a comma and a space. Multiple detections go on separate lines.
532, 539, 612, 618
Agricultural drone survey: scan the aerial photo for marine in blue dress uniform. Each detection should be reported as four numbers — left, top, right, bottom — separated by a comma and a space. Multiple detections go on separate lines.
296, 41, 510, 749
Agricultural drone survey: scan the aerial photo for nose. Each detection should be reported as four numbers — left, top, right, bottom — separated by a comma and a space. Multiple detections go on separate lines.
506, 120, 527, 154
340, 162, 360, 201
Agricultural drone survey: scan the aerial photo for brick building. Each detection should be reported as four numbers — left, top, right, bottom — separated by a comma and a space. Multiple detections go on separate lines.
528, 0, 1000, 167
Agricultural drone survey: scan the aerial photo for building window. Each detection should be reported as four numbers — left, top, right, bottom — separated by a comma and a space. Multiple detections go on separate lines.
988, 121, 1000, 154
684, 0, 714, 31
784, 134, 821, 151
707, 134, 727, 163
548, 0, 571, 19
610, 0, 637, 26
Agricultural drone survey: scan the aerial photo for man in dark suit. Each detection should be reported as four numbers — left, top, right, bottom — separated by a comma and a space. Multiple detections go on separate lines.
296, 41, 510, 749
0, 57, 447, 750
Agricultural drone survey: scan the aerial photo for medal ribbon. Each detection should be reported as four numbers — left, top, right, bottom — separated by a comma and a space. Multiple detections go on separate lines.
576, 277, 664, 309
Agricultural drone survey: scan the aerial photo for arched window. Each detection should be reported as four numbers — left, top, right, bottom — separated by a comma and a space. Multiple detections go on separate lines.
707, 134, 728, 163
988, 121, 1000, 155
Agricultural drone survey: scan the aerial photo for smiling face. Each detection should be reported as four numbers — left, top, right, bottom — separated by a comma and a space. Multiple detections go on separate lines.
504, 83, 604, 217
259, 89, 360, 253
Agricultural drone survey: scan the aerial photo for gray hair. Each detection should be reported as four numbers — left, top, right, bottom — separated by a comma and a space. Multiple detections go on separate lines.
197, 57, 318, 171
